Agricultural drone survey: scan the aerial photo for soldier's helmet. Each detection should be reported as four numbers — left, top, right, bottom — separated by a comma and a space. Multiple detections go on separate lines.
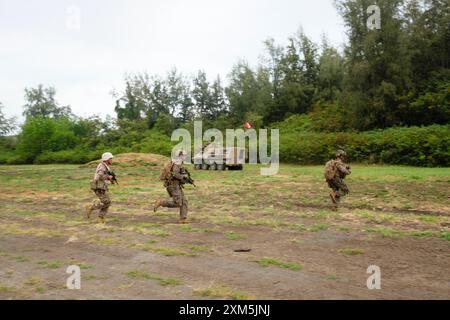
172, 150, 188, 162
335, 150, 347, 158
102, 152, 114, 161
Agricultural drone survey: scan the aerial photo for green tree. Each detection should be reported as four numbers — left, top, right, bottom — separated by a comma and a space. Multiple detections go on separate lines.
16, 117, 78, 162
148, 77, 170, 127
154, 113, 176, 136
226, 61, 259, 124
260, 39, 283, 123
115, 73, 175, 129
226, 61, 276, 126
296, 30, 319, 88
278, 38, 306, 116
0, 102, 16, 136
166, 68, 184, 117
209, 75, 228, 120
405, 0, 450, 88
262, 38, 284, 103
336, 0, 413, 130
23, 85, 72, 119
192, 71, 212, 119
398, 72, 450, 125
255, 66, 276, 125
260, 31, 319, 123
179, 82, 194, 123
72, 116, 109, 149
316, 39, 345, 102
114, 80, 145, 121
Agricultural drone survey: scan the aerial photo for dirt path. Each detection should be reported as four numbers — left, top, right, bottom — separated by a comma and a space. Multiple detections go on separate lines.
0, 209, 449, 300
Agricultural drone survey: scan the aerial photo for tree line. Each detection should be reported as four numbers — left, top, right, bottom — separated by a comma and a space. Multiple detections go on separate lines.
109, 0, 449, 131
0, 0, 448, 165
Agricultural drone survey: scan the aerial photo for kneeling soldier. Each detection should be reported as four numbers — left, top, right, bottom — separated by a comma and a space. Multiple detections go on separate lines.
324, 150, 351, 208
154, 150, 190, 224
86, 152, 116, 223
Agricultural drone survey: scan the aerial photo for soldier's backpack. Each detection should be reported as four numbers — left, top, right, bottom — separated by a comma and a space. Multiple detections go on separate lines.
324, 160, 337, 181
159, 161, 174, 181
90, 179, 107, 191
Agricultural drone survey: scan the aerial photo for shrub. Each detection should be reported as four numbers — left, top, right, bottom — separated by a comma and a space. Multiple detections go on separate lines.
136, 130, 176, 156
35, 148, 99, 164
279, 125, 450, 166
15, 117, 79, 162
0, 151, 28, 165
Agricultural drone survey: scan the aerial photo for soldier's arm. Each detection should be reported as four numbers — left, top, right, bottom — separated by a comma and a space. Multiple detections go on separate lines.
336, 162, 351, 175
346, 164, 352, 174
96, 164, 111, 181
171, 164, 186, 181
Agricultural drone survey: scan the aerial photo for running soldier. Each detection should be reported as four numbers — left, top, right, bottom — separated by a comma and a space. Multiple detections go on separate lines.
153, 150, 190, 224
86, 152, 116, 223
325, 150, 351, 208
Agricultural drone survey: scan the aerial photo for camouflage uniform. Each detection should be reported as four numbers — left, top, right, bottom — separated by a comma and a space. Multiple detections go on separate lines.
326, 159, 351, 205
159, 161, 188, 220
90, 162, 112, 218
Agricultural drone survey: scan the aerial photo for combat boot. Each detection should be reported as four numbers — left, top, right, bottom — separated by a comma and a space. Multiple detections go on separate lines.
153, 200, 163, 213
98, 216, 106, 224
179, 218, 189, 224
329, 192, 337, 204
85, 205, 94, 219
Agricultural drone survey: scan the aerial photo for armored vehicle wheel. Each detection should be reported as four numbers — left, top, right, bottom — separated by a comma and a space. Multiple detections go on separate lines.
217, 164, 225, 171
210, 163, 217, 171
194, 164, 202, 170
201, 163, 210, 170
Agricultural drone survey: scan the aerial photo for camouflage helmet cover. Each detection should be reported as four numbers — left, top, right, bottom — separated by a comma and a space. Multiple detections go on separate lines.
101, 152, 114, 161
335, 149, 347, 158
172, 149, 188, 162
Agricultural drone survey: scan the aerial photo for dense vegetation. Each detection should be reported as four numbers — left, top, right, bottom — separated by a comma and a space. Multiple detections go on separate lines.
0, 0, 448, 166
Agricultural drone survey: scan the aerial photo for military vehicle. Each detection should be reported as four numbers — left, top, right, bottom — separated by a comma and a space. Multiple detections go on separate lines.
193, 143, 246, 171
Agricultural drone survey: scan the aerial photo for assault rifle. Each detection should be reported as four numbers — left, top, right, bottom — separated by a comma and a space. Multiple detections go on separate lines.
108, 170, 119, 185
180, 167, 196, 187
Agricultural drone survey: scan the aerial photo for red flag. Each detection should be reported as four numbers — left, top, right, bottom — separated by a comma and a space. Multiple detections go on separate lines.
244, 121, 253, 129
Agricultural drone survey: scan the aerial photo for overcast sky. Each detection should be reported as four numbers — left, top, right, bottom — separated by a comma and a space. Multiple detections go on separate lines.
0, 0, 346, 122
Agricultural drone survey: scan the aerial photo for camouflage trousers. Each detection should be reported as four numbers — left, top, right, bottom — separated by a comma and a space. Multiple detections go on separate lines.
160, 184, 188, 220
91, 189, 111, 218
327, 178, 349, 203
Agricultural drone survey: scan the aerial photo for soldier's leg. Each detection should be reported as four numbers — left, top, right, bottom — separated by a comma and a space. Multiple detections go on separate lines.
164, 187, 188, 222
92, 190, 106, 210
341, 180, 349, 196
91, 197, 103, 211
334, 190, 341, 204
336, 180, 349, 198
95, 190, 111, 218
160, 186, 182, 208
327, 180, 338, 205
179, 190, 188, 221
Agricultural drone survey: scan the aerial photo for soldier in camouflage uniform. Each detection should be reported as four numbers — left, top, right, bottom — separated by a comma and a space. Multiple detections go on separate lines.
325, 150, 351, 208
153, 151, 189, 224
86, 152, 115, 223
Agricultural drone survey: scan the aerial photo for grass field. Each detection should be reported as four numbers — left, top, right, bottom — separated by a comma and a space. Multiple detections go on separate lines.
0, 163, 449, 299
